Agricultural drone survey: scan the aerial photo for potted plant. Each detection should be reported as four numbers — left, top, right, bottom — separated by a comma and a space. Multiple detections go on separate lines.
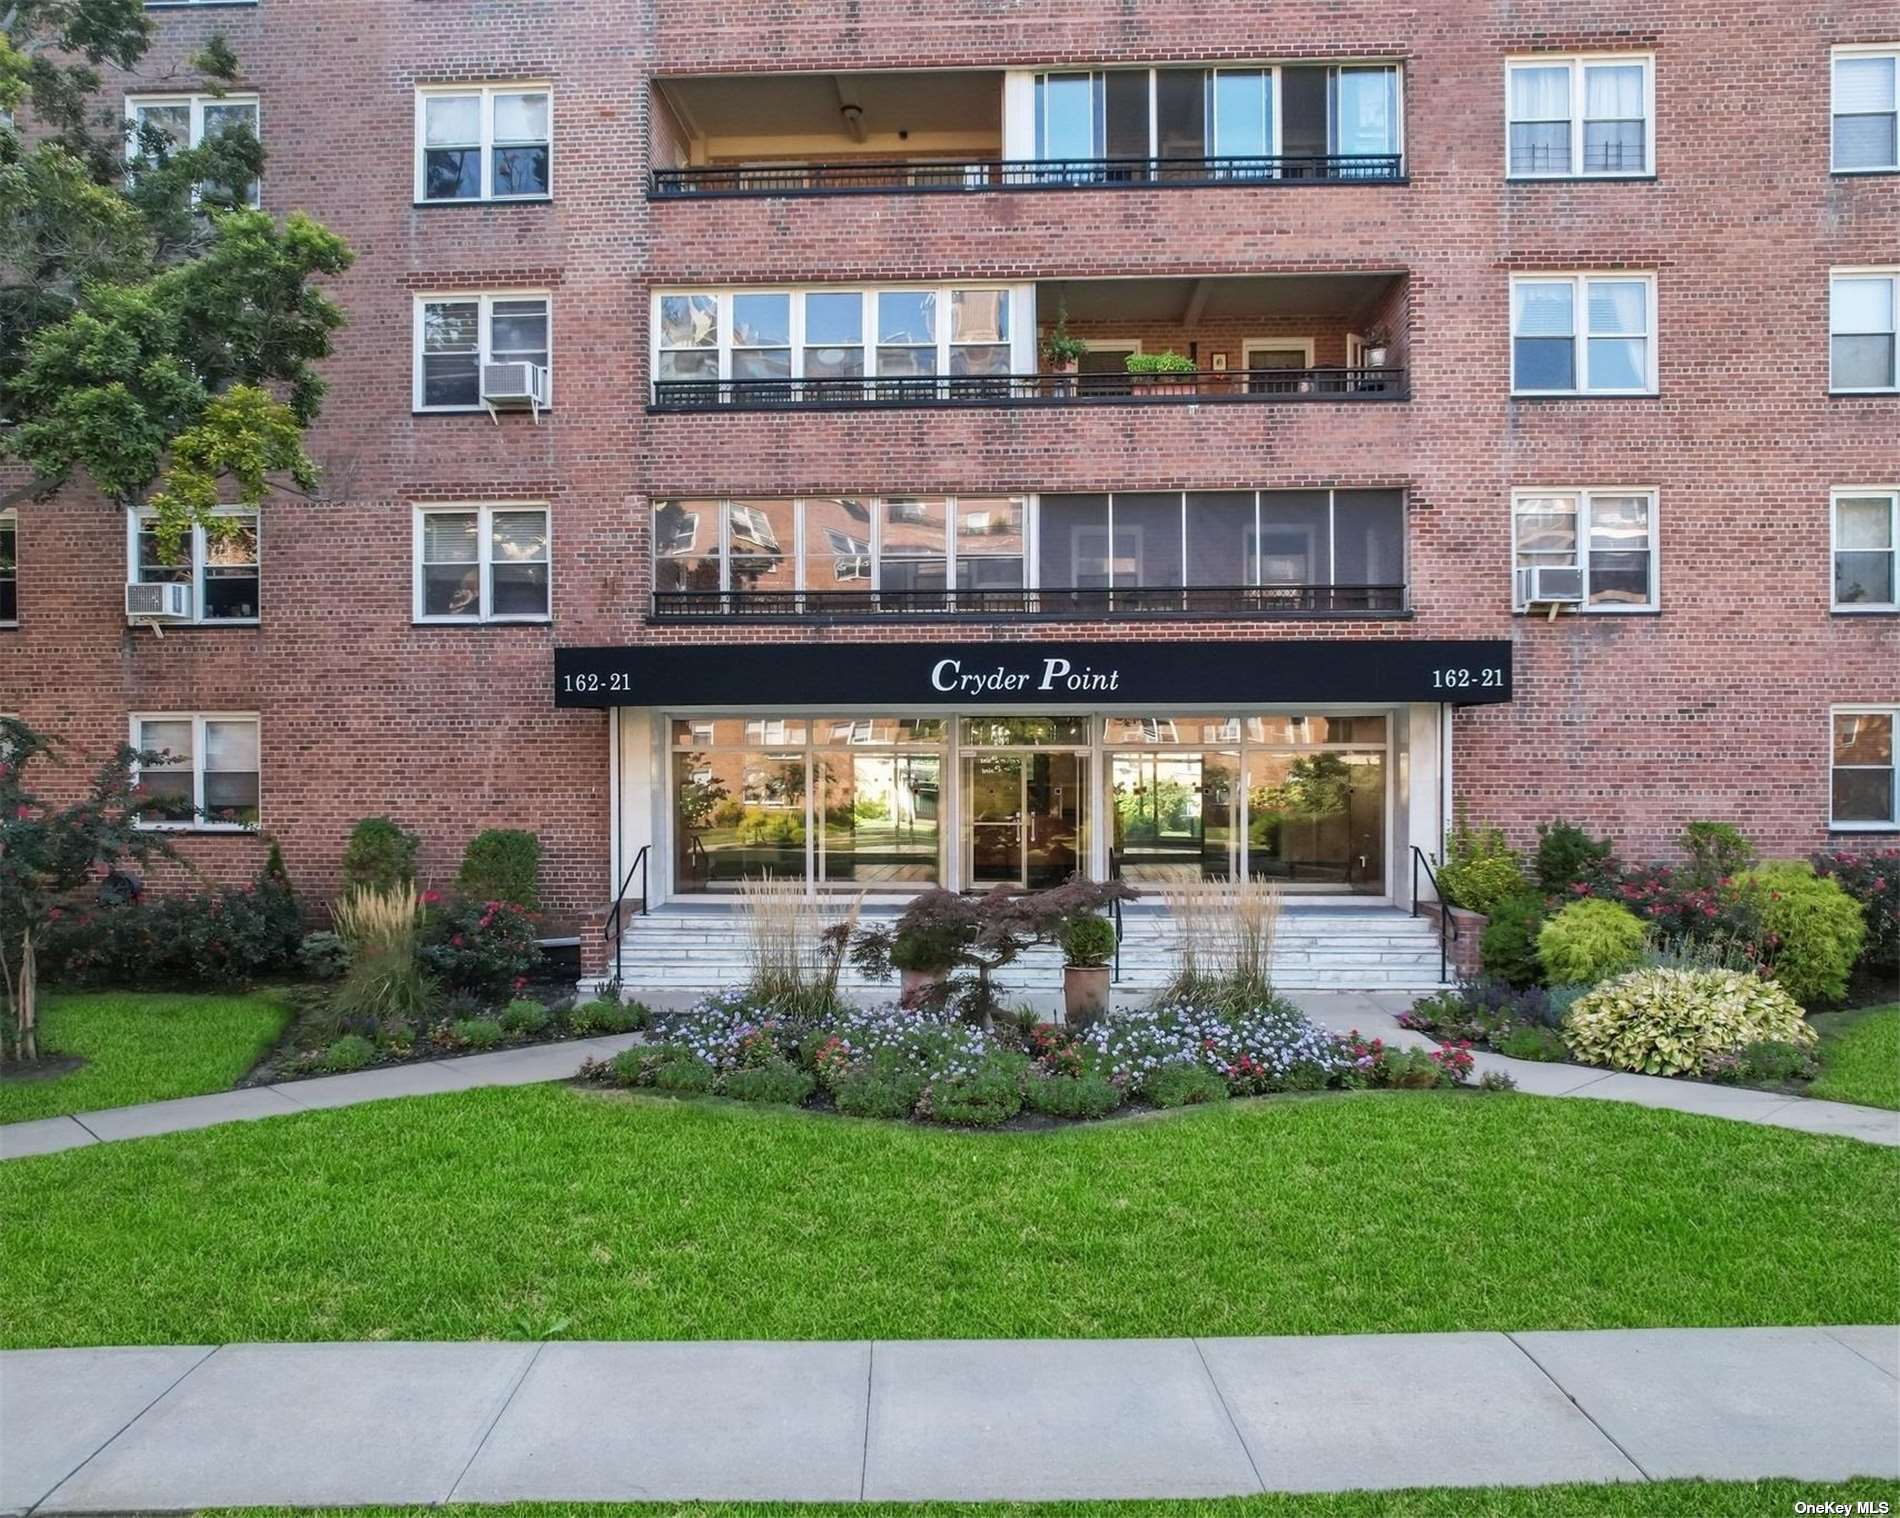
1358, 326, 1392, 370
1056, 913, 1117, 1025
1040, 307, 1089, 398
1124, 349, 1197, 397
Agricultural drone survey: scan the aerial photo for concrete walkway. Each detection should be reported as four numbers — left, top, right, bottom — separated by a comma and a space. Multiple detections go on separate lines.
3, 994, 1897, 1161
2, 1326, 1894, 1510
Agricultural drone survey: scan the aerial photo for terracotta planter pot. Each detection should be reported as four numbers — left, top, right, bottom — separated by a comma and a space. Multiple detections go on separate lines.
1063, 964, 1112, 1024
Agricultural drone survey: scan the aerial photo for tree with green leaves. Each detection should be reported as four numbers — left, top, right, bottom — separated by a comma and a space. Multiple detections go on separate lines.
1, 0, 352, 557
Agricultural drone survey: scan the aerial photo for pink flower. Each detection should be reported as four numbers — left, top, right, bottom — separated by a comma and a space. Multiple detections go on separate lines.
421, 889, 442, 905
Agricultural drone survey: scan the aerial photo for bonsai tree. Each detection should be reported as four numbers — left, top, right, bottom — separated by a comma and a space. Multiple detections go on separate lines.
0, 719, 179, 1063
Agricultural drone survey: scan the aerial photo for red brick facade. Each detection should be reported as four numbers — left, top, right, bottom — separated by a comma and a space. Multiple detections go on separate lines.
3, 0, 1895, 933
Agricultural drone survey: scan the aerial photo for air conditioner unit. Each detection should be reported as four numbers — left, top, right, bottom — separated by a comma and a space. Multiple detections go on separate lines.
1518, 564, 1585, 606
125, 581, 192, 622
480, 361, 550, 422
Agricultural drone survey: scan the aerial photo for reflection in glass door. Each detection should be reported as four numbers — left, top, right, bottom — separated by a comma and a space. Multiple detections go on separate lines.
817, 753, 941, 887
1109, 752, 1239, 883
1245, 750, 1386, 892
963, 752, 1088, 889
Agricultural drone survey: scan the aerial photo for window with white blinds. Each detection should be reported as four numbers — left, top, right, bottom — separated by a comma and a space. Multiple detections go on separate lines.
1511, 274, 1657, 394
1833, 48, 1899, 172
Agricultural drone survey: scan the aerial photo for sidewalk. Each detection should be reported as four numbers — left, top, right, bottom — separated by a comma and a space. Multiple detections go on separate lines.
3, 1326, 1894, 1510
3, 995, 1897, 1162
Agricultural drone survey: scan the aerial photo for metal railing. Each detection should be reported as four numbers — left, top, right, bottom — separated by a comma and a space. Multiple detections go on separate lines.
650, 584, 1407, 621
1410, 845, 1457, 986
651, 366, 1405, 411
651, 154, 1404, 198
603, 844, 650, 988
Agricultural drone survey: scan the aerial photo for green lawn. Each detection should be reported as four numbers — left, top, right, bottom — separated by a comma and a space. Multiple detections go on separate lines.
200, 1483, 1900, 1518
0, 992, 290, 1124
2, 1084, 1893, 1348
1810, 1004, 1900, 1111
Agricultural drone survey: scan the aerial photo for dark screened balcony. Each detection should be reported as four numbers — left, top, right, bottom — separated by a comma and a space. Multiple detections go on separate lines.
650, 65, 1404, 197
647, 273, 1410, 412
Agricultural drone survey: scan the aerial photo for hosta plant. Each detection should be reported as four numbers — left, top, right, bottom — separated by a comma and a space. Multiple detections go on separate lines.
1563, 967, 1814, 1077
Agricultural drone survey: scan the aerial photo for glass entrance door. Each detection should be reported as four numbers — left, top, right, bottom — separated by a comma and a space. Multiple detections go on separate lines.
1109, 751, 1240, 883
963, 752, 1087, 888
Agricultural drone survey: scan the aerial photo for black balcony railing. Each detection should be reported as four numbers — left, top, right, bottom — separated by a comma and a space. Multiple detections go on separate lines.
650, 366, 1405, 412
650, 154, 1405, 197
650, 584, 1408, 621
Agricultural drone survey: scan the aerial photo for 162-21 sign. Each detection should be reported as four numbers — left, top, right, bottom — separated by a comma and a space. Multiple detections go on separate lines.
1431, 665, 1506, 692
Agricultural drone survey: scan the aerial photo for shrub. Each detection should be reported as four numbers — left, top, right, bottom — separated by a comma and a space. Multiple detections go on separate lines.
419, 895, 542, 996
453, 1016, 505, 1050
1436, 823, 1529, 918
1711, 1038, 1822, 1087
831, 1057, 928, 1120
1608, 862, 1763, 950
1563, 967, 1815, 1076
1810, 849, 1900, 977
1534, 820, 1617, 897
39, 873, 304, 990
331, 883, 431, 1025
917, 1051, 1027, 1126
1682, 821, 1756, 888
722, 1059, 817, 1106
320, 1034, 376, 1073
1056, 915, 1117, 968
566, 997, 646, 1035
342, 817, 419, 893
500, 997, 551, 1035
1479, 894, 1547, 988
1375, 1047, 1463, 1089
299, 931, 351, 981
614, 1044, 716, 1093
1146, 1065, 1229, 1107
1125, 349, 1197, 375
1732, 862, 1866, 1007
457, 829, 542, 911
1497, 1024, 1568, 1062
1538, 898, 1648, 985
1024, 1072, 1123, 1119
1478, 1069, 1519, 1093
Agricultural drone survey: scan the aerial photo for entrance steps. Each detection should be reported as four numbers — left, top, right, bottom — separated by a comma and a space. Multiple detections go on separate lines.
602, 904, 1450, 998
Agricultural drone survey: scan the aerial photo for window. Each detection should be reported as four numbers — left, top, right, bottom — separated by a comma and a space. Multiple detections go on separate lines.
126, 93, 261, 206
0, 512, 13, 625
1831, 707, 1897, 828
1831, 270, 1899, 392
1834, 489, 1899, 609
1512, 489, 1658, 610
1833, 48, 1899, 172
413, 505, 551, 622
127, 510, 259, 622
414, 294, 550, 411
1511, 274, 1656, 394
1507, 56, 1652, 176
131, 715, 259, 829
416, 86, 551, 201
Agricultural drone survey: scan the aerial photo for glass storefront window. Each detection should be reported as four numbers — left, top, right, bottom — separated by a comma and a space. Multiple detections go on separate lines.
819, 753, 942, 885
961, 715, 1092, 747
1110, 750, 1240, 883
1245, 749, 1385, 892
815, 717, 947, 745
673, 749, 809, 892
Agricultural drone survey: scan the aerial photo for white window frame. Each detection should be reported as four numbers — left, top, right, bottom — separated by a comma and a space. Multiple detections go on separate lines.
1831, 45, 1900, 174
128, 713, 260, 832
124, 91, 262, 206
1829, 704, 1899, 830
412, 292, 553, 413
0, 509, 15, 627
1510, 272, 1659, 396
413, 84, 553, 203
1829, 267, 1900, 393
1242, 338, 1317, 368
1831, 486, 1900, 612
1504, 54, 1655, 179
412, 503, 553, 624
1510, 487, 1661, 612
124, 507, 260, 624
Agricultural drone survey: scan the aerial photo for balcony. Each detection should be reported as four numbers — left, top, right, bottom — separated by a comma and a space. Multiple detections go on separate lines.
651, 584, 1407, 621
649, 273, 1411, 412
651, 64, 1403, 199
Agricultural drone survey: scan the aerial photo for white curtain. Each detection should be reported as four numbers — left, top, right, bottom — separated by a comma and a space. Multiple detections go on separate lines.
1584, 64, 1644, 120
1510, 66, 1570, 120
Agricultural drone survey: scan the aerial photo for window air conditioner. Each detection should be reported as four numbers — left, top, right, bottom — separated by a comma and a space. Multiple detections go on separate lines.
480, 361, 550, 422
125, 580, 192, 622
1518, 564, 1585, 606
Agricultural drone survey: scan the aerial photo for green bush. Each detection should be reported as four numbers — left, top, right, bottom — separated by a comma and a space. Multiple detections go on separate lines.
342, 817, 419, 893
458, 829, 541, 911
918, 1052, 1027, 1126
651, 1052, 716, 1093
831, 1057, 929, 1120
418, 896, 542, 996
1563, 967, 1814, 1076
567, 997, 646, 1034
1146, 1064, 1229, 1108
1533, 820, 1616, 896
299, 931, 351, 981
1125, 349, 1197, 375
453, 1016, 505, 1049
1479, 894, 1548, 987
40, 873, 304, 989
1024, 1072, 1123, 1119
1436, 824, 1529, 918
500, 997, 551, 1035
1537, 898, 1648, 985
1682, 821, 1756, 887
722, 1059, 817, 1106
320, 1034, 376, 1073
1730, 1038, 1821, 1086
1056, 915, 1117, 968
1732, 862, 1866, 1007
1497, 1024, 1568, 1062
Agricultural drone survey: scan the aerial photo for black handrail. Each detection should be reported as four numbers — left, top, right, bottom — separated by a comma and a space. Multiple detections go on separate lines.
651, 366, 1405, 412
1410, 844, 1456, 986
651, 153, 1404, 198
1111, 895, 1123, 986
650, 584, 1407, 621
603, 844, 650, 988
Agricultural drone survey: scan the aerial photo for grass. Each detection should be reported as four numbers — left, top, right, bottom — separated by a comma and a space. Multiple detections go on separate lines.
2, 1084, 1895, 1348
0, 991, 290, 1124
198, 1484, 1900, 1518
1809, 1004, 1900, 1111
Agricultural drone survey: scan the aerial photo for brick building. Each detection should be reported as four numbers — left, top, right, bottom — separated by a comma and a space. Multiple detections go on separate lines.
2, 0, 1896, 971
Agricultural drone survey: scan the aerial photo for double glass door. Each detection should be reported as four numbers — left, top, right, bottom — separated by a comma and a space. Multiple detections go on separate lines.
964, 753, 1087, 889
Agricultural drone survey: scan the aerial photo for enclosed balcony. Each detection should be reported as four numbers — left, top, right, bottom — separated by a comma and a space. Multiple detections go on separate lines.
647, 273, 1409, 411
650, 63, 1404, 196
